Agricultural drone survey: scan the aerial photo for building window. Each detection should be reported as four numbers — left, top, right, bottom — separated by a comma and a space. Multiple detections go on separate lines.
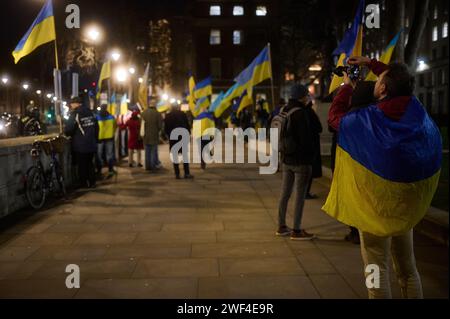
209, 5, 221, 16
443, 22, 448, 38
233, 30, 243, 45
256, 5, 267, 16
432, 26, 438, 41
433, 5, 438, 19
210, 58, 222, 79
233, 5, 244, 16
210, 29, 221, 45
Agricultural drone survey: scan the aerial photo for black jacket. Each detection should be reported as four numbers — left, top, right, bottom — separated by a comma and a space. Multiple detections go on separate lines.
164, 109, 190, 148
282, 100, 315, 166
65, 106, 98, 154
305, 103, 323, 178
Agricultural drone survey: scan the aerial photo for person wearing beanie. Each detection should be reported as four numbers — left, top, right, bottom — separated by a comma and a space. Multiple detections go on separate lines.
276, 84, 315, 241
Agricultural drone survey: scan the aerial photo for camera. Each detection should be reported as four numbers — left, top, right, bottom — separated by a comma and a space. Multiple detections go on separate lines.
333, 65, 361, 81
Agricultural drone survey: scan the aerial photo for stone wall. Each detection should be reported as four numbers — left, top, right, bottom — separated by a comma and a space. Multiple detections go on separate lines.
0, 135, 73, 219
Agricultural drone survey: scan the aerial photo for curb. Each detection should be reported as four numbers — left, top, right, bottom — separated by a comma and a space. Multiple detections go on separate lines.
320, 166, 449, 246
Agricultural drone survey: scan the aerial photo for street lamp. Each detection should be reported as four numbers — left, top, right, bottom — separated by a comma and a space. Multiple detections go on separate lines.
138, 77, 143, 84
46, 93, 53, 99
111, 50, 121, 62
162, 93, 169, 101
128, 67, 136, 75
36, 90, 42, 95
22, 83, 29, 90
1, 76, 8, 85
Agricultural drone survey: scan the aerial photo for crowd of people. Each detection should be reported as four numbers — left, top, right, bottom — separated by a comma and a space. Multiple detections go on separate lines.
60, 56, 441, 299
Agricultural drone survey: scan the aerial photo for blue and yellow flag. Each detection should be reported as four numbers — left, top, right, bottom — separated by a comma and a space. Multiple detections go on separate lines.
157, 100, 170, 113
12, 0, 56, 64
194, 77, 213, 100
236, 90, 253, 116
214, 83, 241, 118
366, 30, 403, 81
188, 73, 196, 114
193, 111, 215, 138
234, 45, 272, 95
193, 96, 210, 117
210, 91, 224, 114
322, 97, 442, 236
329, 0, 365, 93
96, 61, 111, 100
108, 92, 117, 115
120, 94, 128, 115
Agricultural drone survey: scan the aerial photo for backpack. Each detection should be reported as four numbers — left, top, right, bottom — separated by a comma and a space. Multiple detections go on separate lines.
270, 107, 301, 155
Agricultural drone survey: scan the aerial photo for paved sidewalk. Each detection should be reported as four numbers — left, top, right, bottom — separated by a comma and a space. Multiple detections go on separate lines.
0, 145, 448, 299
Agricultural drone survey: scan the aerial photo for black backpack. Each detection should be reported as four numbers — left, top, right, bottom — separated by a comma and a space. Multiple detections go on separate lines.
270, 107, 301, 155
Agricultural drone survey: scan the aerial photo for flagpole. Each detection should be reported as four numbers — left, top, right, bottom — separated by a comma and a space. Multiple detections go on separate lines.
54, 39, 59, 70
267, 43, 276, 112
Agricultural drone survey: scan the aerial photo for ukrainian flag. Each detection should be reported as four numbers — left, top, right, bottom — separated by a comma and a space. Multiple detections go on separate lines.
193, 111, 215, 139
108, 92, 117, 115
234, 46, 272, 94
236, 90, 253, 116
366, 30, 403, 81
329, 0, 364, 94
120, 94, 128, 115
188, 73, 196, 113
157, 100, 170, 113
193, 96, 210, 117
210, 91, 224, 114
12, 0, 56, 64
322, 97, 442, 236
214, 83, 241, 118
96, 61, 111, 100
194, 77, 213, 100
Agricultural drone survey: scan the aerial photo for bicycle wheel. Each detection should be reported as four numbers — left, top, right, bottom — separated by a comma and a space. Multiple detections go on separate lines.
53, 165, 67, 198
25, 166, 46, 210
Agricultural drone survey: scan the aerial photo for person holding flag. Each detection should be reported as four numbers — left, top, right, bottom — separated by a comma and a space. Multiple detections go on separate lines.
324, 56, 442, 299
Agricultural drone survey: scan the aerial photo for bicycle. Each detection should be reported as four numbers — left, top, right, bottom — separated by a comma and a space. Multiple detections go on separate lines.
25, 135, 69, 210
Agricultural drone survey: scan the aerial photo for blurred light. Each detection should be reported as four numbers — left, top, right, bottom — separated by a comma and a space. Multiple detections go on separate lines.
0, 124, 4, 131
36, 90, 42, 95
170, 98, 176, 104
128, 67, 136, 74
416, 59, 429, 72
86, 25, 101, 43
309, 64, 322, 72
111, 50, 121, 61
126, 99, 131, 103
162, 93, 169, 101
53, 96, 57, 101
47, 114, 52, 119
1, 77, 8, 85
138, 77, 143, 84
97, 107, 101, 111
177, 100, 181, 105
115, 67, 128, 82
314, 79, 320, 84
46, 93, 52, 99
22, 83, 29, 90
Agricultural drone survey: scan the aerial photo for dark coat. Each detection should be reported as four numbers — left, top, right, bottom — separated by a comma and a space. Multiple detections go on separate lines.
65, 106, 98, 154
164, 109, 190, 148
282, 100, 315, 166
141, 107, 162, 146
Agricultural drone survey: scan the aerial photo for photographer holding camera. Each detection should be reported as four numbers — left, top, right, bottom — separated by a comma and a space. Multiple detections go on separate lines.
324, 57, 442, 299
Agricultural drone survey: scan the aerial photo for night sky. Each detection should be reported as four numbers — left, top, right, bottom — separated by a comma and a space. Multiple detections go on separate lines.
0, 0, 187, 85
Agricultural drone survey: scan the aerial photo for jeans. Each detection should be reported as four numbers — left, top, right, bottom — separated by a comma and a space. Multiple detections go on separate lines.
173, 163, 191, 177
145, 144, 158, 170
359, 229, 423, 299
97, 140, 115, 172
75, 152, 95, 187
278, 164, 312, 230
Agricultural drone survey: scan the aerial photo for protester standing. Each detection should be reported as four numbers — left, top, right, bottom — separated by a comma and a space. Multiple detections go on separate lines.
96, 104, 117, 178
141, 97, 163, 171
276, 84, 315, 240
304, 102, 323, 199
122, 110, 143, 167
64, 97, 98, 188
164, 103, 194, 179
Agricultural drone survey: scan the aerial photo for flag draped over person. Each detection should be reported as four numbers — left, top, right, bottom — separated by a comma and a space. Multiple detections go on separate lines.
322, 97, 442, 236
329, 0, 365, 94
12, 0, 56, 64
96, 61, 111, 100
138, 63, 150, 109
365, 30, 403, 81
